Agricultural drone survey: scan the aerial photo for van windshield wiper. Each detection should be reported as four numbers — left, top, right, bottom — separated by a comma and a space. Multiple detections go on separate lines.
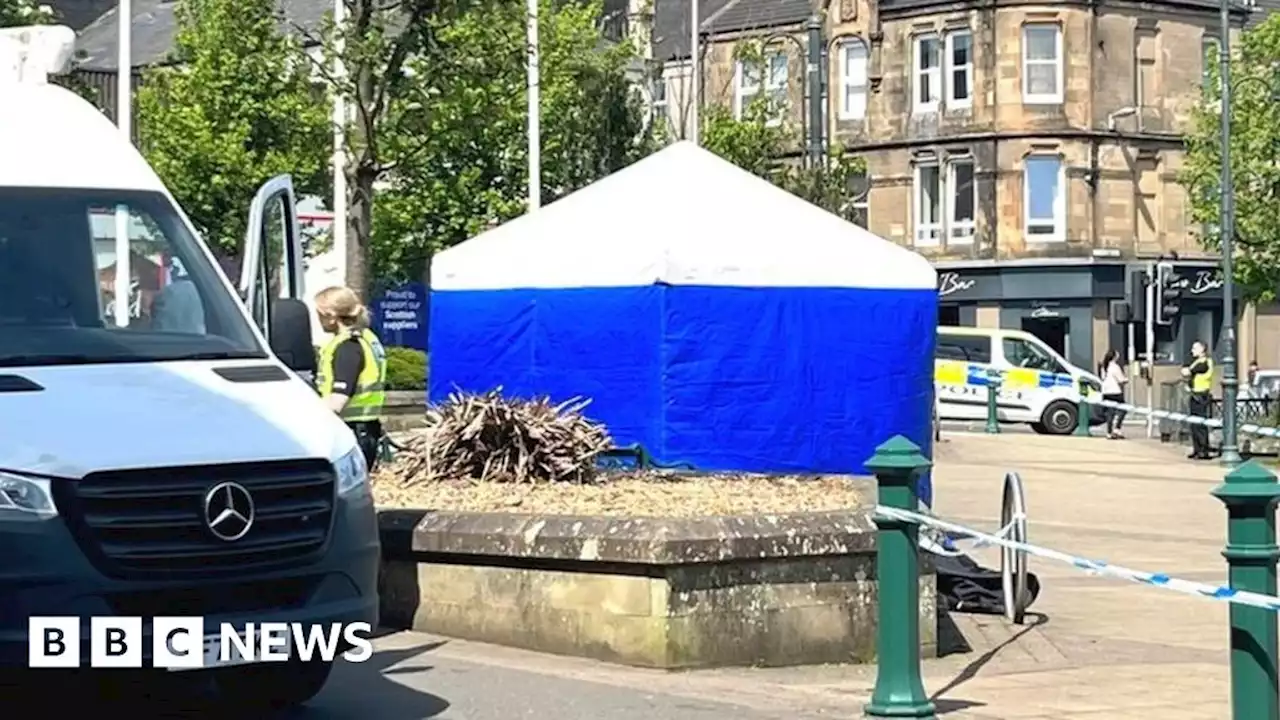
0, 350, 267, 367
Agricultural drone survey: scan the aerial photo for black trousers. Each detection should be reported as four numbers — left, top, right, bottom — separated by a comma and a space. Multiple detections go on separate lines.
1103, 392, 1126, 432
348, 420, 383, 471
1188, 392, 1212, 457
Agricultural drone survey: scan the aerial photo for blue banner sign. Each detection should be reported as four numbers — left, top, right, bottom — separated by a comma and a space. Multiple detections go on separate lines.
371, 282, 427, 351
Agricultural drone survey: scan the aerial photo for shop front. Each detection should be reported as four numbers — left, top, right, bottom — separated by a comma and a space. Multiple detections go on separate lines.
936, 259, 1243, 372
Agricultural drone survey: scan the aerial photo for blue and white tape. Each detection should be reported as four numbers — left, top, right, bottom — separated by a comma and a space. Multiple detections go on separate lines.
878, 505, 1280, 612
1086, 397, 1280, 439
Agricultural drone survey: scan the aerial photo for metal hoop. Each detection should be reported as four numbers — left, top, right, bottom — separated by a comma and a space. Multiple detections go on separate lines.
1000, 471, 1030, 624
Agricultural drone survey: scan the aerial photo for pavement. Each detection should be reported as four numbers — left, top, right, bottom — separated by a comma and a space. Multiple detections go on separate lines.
28, 432, 1242, 718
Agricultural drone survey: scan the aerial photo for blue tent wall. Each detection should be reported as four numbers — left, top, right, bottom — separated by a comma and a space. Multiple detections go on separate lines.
429, 286, 665, 454
429, 284, 936, 477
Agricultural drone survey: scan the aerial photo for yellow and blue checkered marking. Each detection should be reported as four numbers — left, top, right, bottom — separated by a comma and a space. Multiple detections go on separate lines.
936, 361, 1074, 389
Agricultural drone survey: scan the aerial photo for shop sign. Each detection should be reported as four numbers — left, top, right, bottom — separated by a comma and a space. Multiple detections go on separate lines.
938, 272, 977, 298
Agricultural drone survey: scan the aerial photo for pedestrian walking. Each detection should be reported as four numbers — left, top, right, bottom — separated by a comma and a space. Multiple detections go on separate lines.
1098, 349, 1128, 439
313, 286, 389, 470
1182, 340, 1215, 460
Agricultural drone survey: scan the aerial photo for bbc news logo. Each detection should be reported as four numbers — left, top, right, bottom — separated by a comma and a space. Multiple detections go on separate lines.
28, 617, 373, 669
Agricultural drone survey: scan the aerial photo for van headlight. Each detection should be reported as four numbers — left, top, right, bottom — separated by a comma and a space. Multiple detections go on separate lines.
334, 446, 369, 497
0, 471, 57, 517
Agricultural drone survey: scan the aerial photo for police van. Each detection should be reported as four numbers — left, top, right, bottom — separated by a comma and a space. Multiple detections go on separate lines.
935, 326, 1103, 434
0, 26, 378, 706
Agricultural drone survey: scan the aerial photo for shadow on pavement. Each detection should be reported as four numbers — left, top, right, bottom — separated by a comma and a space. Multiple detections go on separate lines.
1, 641, 449, 719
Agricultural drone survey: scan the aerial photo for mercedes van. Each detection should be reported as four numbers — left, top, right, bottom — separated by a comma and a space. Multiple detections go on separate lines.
0, 26, 378, 707
935, 326, 1104, 434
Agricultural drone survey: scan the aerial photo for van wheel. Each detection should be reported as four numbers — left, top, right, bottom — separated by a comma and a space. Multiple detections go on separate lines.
1041, 401, 1078, 435
215, 659, 333, 710
1030, 422, 1049, 435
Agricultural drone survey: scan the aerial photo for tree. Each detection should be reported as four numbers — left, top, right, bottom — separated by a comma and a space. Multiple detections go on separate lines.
697, 44, 867, 222
368, 0, 652, 283
135, 0, 330, 255
311, 0, 651, 291
1181, 16, 1280, 301
0, 0, 54, 27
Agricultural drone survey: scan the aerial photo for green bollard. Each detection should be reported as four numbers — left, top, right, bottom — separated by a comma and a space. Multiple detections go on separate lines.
865, 436, 936, 720
985, 370, 1001, 435
1212, 460, 1280, 720
1074, 378, 1092, 437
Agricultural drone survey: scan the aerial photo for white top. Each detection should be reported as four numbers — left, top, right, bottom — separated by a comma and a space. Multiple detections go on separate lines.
1101, 361, 1127, 395
432, 141, 937, 291
0, 82, 166, 191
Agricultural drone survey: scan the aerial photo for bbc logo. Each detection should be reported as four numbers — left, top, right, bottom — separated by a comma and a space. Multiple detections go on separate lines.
29, 617, 373, 668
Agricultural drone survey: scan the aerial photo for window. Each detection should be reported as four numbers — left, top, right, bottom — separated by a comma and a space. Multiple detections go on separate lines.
651, 75, 669, 134
1022, 24, 1062, 104
948, 158, 975, 243
735, 53, 788, 124
914, 155, 975, 246
0, 187, 265, 368
939, 305, 961, 327
946, 31, 973, 108
848, 169, 870, 228
1202, 37, 1220, 97
840, 40, 869, 120
1002, 338, 1067, 375
1024, 155, 1065, 242
914, 160, 942, 245
937, 334, 991, 363
913, 34, 942, 112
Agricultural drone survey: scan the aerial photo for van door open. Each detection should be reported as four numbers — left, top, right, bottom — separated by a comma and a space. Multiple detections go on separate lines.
239, 175, 314, 375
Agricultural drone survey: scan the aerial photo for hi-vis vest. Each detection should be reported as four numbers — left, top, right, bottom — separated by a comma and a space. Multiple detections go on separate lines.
1191, 357, 1215, 394
317, 328, 387, 422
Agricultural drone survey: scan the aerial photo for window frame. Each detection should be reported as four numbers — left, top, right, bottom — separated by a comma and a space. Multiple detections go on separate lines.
1021, 23, 1064, 105
734, 52, 789, 125
946, 30, 973, 109
839, 39, 869, 121
913, 33, 942, 113
1024, 154, 1066, 243
913, 158, 943, 246
947, 156, 976, 244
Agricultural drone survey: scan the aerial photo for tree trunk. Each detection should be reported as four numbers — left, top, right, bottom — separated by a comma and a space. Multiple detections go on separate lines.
346, 168, 375, 301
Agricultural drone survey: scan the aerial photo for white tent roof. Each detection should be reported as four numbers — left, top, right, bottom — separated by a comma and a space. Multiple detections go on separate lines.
432, 141, 936, 291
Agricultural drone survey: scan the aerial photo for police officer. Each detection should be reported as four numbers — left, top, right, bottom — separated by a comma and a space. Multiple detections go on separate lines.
314, 286, 388, 469
1182, 340, 1215, 460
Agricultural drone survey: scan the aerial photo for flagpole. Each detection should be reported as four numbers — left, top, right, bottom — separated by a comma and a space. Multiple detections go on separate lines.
527, 0, 541, 210
689, 0, 699, 145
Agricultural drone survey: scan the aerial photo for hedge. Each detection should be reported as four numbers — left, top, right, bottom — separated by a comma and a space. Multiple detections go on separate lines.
385, 347, 427, 391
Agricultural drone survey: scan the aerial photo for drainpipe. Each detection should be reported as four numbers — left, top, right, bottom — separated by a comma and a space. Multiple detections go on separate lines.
806, 15, 824, 167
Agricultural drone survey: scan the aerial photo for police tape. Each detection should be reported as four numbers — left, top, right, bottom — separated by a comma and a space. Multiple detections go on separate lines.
876, 504, 1280, 612
1084, 397, 1280, 439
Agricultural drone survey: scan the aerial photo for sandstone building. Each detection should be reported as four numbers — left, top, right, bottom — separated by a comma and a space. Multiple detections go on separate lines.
650, 0, 1279, 373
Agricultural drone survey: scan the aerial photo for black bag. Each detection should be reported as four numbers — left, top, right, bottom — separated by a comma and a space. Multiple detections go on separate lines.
933, 549, 1041, 615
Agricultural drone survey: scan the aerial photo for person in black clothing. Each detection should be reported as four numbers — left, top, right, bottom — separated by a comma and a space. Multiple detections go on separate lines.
1182, 340, 1215, 460
315, 286, 387, 470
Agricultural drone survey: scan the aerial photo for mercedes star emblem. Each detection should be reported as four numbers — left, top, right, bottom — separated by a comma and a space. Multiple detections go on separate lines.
203, 481, 255, 541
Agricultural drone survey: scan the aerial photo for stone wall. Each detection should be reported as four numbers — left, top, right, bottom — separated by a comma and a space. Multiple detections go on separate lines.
378, 506, 937, 669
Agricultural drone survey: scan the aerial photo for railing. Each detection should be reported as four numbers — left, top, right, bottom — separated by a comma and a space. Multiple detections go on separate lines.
1157, 380, 1278, 452
865, 433, 1280, 720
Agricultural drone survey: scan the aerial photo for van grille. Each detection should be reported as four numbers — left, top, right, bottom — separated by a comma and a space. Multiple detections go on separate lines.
56, 460, 335, 579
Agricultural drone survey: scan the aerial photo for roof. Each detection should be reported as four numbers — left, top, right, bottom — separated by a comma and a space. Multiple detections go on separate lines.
432, 141, 935, 291
0, 82, 165, 190
73, 0, 328, 71
47, 0, 118, 31
652, 0, 814, 61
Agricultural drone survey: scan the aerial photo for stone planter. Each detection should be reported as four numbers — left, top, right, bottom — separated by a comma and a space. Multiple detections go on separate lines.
377, 503, 936, 669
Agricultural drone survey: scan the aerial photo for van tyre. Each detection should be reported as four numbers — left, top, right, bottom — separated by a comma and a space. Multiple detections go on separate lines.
215, 658, 333, 710
1030, 422, 1049, 435
1040, 400, 1078, 435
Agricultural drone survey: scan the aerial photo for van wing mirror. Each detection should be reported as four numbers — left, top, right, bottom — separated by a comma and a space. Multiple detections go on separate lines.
270, 298, 316, 374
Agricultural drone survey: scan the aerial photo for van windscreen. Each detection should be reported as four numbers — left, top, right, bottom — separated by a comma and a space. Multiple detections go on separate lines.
0, 187, 265, 367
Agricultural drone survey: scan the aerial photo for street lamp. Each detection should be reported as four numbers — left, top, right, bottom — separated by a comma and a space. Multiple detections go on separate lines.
1218, 0, 1241, 466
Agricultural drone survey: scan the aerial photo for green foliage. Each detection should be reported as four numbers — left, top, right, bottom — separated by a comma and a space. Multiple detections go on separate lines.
1181, 17, 1280, 301
135, 0, 330, 255
385, 347, 427, 391
700, 44, 867, 222
0, 0, 54, 27
361, 0, 654, 283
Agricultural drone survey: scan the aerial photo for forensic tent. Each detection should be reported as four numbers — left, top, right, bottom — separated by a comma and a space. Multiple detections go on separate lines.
428, 141, 938, 480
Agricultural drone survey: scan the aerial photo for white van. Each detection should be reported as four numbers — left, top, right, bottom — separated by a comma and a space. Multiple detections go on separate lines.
0, 27, 379, 707
935, 326, 1103, 434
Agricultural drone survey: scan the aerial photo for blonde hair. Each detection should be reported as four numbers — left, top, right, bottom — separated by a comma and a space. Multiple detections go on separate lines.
314, 286, 370, 329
